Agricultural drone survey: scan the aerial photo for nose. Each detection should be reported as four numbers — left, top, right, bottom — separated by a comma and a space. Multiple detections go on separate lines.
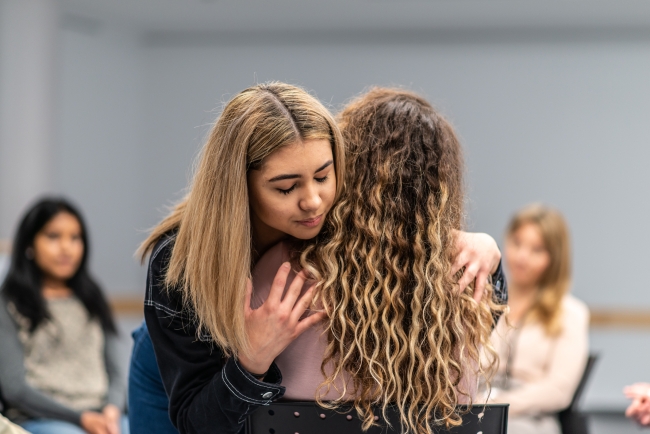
60, 236, 78, 255
299, 183, 322, 212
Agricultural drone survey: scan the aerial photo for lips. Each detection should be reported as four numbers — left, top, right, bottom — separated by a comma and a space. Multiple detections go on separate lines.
297, 214, 323, 228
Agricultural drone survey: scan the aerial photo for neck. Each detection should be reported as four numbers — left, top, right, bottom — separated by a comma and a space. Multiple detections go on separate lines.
507, 282, 539, 324
250, 214, 287, 264
41, 276, 72, 299
509, 282, 539, 300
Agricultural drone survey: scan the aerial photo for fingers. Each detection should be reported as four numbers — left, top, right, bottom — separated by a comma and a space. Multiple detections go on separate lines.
473, 270, 488, 302
107, 420, 120, 434
457, 263, 479, 294
289, 284, 317, 323
267, 262, 291, 306
295, 310, 327, 336
450, 252, 467, 277
281, 270, 308, 308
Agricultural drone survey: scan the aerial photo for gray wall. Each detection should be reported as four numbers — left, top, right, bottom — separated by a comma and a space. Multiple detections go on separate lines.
24, 27, 650, 305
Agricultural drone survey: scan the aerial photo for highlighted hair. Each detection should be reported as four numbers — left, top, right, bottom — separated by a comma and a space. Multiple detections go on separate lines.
301, 88, 501, 432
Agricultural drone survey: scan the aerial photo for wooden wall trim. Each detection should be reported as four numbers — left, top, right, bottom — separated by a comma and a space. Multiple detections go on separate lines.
111, 298, 144, 316
108, 296, 650, 328
589, 309, 650, 328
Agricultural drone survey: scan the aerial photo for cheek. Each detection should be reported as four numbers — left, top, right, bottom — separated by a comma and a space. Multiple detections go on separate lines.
71, 242, 84, 263
530, 254, 551, 277
33, 238, 56, 264
254, 194, 295, 226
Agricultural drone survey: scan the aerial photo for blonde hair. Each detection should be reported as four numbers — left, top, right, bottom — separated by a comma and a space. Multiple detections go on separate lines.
301, 88, 501, 432
506, 204, 571, 336
140, 82, 345, 356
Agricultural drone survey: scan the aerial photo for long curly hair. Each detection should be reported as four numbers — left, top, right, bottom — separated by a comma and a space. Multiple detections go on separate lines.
301, 88, 501, 432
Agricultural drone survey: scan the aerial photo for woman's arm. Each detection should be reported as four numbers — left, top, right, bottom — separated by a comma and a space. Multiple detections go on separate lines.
103, 333, 126, 410
0, 299, 82, 424
144, 236, 285, 434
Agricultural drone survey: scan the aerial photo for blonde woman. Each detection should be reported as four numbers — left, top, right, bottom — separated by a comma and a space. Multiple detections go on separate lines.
130, 82, 504, 434
487, 204, 589, 434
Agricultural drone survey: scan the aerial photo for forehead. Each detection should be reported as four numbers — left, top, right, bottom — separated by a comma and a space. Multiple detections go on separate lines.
513, 222, 544, 243
42, 212, 81, 230
259, 139, 333, 174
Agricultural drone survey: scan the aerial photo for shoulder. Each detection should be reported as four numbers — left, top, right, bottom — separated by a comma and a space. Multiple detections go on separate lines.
150, 231, 177, 264
561, 294, 590, 326
145, 230, 186, 315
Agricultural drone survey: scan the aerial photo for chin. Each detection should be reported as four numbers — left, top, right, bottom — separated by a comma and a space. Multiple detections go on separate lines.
290, 224, 324, 240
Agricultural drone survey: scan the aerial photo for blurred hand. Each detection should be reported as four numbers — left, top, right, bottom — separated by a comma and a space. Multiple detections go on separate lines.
102, 404, 121, 434
238, 263, 326, 376
625, 383, 650, 426
80, 411, 110, 434
625, 383, 650, 399
451, 230, 501, 302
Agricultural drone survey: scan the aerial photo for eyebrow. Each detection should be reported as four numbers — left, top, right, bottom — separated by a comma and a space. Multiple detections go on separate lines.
267, 160, 333, 183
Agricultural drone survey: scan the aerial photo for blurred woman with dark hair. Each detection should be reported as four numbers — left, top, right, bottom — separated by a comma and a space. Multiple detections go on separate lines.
486, 204, 589, 434
0, 198, 127, 434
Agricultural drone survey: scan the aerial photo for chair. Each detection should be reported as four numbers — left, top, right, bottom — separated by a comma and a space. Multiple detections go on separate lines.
246, 401, 509, 434
558, 354, 599, 434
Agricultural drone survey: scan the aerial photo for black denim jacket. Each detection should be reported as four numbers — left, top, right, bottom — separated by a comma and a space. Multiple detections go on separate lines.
144, 232, 508, 434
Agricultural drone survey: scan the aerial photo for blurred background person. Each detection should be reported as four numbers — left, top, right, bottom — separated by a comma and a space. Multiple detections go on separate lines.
0, 198, 127, 434
487, 204, 589, 434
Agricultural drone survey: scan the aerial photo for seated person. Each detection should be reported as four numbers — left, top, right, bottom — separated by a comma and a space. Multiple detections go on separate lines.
0, 198, 127, 434
485, 204, 589, 434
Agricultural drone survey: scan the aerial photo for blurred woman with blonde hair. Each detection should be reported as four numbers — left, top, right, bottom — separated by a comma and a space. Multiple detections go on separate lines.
487, 204, 589, 434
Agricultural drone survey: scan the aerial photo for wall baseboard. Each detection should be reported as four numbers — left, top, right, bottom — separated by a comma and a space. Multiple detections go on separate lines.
108, 296, 650, 328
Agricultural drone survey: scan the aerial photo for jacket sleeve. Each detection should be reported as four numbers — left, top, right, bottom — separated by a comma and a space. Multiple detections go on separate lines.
490, 260, 508, 325
0, 298, 82, 425
144, 235, 285, 434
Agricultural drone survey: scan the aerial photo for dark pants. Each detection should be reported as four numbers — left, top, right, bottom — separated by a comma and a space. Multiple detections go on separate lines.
128, 322, 178, 434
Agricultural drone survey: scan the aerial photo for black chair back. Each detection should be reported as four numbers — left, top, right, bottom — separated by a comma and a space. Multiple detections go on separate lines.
558, 353, 599, 434
246, 401, 508, 434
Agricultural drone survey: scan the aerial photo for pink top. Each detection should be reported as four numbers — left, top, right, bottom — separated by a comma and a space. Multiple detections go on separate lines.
251, 241, 476, 403
250, 241, 350, 401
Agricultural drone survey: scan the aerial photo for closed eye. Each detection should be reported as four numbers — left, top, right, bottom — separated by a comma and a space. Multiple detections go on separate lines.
315, 176, 328, 183
277, 185, 297, 195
